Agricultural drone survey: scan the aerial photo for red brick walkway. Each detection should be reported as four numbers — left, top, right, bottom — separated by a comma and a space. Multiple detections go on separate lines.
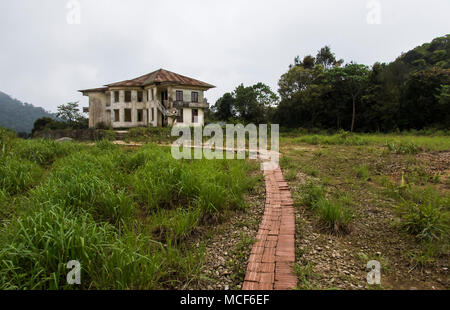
242, 167, 297, 290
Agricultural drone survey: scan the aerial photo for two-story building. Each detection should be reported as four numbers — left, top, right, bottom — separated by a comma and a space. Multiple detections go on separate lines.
80, 69, 215, 128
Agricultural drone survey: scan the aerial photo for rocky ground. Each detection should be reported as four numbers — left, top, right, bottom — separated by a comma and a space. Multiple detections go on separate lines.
285, 146, 449, 290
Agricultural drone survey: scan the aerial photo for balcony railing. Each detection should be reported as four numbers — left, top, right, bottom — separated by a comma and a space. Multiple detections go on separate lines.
173, 100, 209, 109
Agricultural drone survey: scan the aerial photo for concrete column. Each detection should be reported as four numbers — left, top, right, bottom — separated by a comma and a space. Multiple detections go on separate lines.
119, 90, 124, 103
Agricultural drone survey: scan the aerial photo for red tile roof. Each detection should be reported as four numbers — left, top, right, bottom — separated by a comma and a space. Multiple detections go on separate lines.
105, 68, 215, 89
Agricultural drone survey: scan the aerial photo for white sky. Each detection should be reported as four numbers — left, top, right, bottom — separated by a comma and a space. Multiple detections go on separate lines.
0, 0, 449, 112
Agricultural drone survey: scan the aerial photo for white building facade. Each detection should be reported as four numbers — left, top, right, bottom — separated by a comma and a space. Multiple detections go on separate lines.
80, 69, 214, 129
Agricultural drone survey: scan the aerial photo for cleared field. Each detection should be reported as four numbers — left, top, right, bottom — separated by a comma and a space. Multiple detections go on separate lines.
280, 132, 449, 289
0, 128, 262, 289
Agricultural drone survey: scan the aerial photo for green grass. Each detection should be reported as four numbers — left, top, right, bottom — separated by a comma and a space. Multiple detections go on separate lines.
296, 182, 353, 233
0, 155, 43, 195
354, 164, 370, 182
0, 132, 259, 289
281, 132, 450, 152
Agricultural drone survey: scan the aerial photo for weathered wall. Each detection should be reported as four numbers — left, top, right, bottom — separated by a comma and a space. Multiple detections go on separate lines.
172, 87, 205, 103
88, 92, 108, 128
174, 108, 204, 127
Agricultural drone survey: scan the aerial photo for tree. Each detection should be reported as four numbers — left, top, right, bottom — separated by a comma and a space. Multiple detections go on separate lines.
315, 46, 343, 69
233, 83, 278, 124
214, 93, 235, 121
56, 102, 84, 125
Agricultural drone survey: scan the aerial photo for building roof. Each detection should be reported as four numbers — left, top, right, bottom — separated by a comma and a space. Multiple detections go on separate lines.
105, 68, 215, 89
78, 87, 108, 93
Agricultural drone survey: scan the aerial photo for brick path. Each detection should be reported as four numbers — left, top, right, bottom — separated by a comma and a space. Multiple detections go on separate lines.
242, 167, 297, 290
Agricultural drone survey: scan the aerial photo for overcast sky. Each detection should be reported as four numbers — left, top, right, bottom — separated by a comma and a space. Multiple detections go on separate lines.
0, 0, 449, 112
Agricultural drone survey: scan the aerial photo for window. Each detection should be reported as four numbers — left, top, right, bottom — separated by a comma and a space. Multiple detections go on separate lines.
125, 91, 131, 102
191, 92, 199, 103
137, 91, 143, 102
192, 109, 198, 123
124, 109, 132, 122
114, 91, 120, 103
114, 109, 120, 122
176, 90, 183, 102
137, 109, 143, 122
151, 89, 154, 100
151, 108, 154, 121
177, 108, 184, 123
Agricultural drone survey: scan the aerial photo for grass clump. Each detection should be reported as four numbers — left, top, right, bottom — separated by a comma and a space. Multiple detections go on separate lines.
314, 198, 353, 233
297, 181, 352, 233
398, 196, 449, 242
0, 155, 42, 195
30, 150, 134, 225
148, 208, 201, 242
386, 141, 422, 154
299, 182, 326, 207
14, 139, 81, 166
130, 145, 257, 216
354, 164, 370, 182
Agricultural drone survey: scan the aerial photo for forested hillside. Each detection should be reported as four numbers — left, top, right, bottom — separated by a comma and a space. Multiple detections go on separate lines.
0, 91, 55, 134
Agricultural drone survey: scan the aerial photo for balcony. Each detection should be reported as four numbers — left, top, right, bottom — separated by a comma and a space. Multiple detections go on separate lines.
173, 100, 209, 109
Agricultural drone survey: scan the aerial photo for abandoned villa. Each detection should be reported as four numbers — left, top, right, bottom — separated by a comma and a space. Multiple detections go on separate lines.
80, 69, 215, 128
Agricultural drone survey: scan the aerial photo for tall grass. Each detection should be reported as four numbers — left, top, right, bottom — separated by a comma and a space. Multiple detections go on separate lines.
0, 137, 258, 289
0, 155, 42, 195
129, 144, 257, 215
14, 139, 83, 166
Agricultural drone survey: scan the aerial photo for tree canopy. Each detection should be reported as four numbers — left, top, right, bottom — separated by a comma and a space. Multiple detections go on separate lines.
210, 34, 450, 132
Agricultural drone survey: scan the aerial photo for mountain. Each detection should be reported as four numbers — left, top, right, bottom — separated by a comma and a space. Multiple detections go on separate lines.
0, 91, 55, 134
